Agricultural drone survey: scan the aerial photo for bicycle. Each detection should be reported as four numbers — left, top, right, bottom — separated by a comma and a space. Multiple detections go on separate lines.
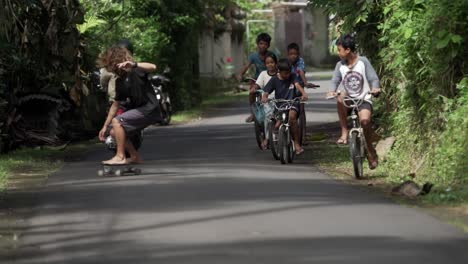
327, 92, 373, 178
298, 83, 320, 146
267, 98, 303, 164
243, 77, 268, 150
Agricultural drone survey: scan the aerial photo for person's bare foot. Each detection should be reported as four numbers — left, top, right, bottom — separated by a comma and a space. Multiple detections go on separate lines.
128, 156, 143, 164
336, 137, 348, 145
295, 144, 304, 155
102, 155, 127, 165
261, 139, 269, 150
245, 115, 254, 123
367, 151, 378, 170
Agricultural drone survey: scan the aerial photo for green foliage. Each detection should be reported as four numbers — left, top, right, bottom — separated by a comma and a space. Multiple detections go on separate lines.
79, 0, 242, 110
241, 0, 274, 54
378, 0, 467, 186
309, 0, 385, 63
310, 0, 468, 193
0, 0, 105, 151
0, 140, 98, 192
430, 78, 468, 187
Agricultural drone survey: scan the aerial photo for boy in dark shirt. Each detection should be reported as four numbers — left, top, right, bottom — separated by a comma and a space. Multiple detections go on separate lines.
287, 42, 308, 87
262, 59, 308, 155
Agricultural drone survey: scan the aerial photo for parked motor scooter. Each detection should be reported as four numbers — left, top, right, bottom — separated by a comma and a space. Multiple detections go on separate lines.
149, 70, 172, 126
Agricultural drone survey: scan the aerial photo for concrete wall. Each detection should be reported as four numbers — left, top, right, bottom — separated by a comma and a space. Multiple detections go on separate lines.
272, 3, 329, 67
199, 29, 244, 79
308, 7, 329, 66
199, 28, 245, 96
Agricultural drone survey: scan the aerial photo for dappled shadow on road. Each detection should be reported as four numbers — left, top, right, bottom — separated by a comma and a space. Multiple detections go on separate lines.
5, 103, 466, 263
5, 166, 385, 214
6, 164, 466, 263
1, 157, 401, 263
7, 235, 468, 263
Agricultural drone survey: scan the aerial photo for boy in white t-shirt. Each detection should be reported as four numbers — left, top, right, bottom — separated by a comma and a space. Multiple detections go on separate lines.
327, 34, 381, 169
255, 52, 278, 90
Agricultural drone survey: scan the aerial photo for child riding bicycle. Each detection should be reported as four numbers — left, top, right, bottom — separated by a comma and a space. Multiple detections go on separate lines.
252, 52, 278, 149
262, 58, 308, 155
326, 33, 381, 169
238, 33, 273, 123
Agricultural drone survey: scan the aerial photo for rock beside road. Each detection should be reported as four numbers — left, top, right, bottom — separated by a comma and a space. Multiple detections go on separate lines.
376, 136, 396, 161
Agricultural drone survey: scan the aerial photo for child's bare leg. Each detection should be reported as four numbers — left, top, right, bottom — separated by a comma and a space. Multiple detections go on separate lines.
245, 83, 256, 122
289, 110, 303, 154
336, 96, 349, 143
125, 140, 143, 164
359, 109, 378, 169
102, 118, 127, 164
275, 120, 281, 129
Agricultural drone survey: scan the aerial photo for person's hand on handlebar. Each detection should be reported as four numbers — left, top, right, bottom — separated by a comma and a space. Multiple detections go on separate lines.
306, 83, 320, 89
370, 88, 381, 97
326, 91, 339, 99
301, 93, 309, 101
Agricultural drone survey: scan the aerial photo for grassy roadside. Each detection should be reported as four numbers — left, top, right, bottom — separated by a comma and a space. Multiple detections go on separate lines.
0, 139, 100, 255
0, 139, 100, 193
172, 90, 249, 123
304, 129, 468, 232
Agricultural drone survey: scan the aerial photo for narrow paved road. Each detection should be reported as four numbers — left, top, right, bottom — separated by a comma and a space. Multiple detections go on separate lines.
7, 80, 468, 263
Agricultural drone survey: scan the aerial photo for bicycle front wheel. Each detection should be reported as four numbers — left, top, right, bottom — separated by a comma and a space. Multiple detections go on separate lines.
254, 119, 264, 150
349, 131, 364, 178
298, 104, 306, 146
287, 127, 294, 163
278, 126, 287, 164
268, 120, 279, 160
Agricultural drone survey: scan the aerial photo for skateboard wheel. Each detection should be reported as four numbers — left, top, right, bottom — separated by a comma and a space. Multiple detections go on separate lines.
97, 170, 104, 177
114, 169, 122, 176
134, 168, 142, 175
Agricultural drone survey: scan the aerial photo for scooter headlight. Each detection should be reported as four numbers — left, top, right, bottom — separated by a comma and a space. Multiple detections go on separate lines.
156, 94, 161, 100
105, 136, 116, 150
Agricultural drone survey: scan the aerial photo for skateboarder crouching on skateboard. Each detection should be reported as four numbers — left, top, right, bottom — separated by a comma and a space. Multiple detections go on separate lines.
97, 46, 160, 165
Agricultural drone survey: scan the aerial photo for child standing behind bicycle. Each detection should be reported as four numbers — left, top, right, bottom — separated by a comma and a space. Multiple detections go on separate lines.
238, 33, 273, 123
287, 42, 309, 87
262, 58, 308, 155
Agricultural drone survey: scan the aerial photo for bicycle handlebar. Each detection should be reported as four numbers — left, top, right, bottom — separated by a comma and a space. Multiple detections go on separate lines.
267, 98, 305, 111
242, 77, 257, 83
326, 91, 380, 100
306, 83, 320, 89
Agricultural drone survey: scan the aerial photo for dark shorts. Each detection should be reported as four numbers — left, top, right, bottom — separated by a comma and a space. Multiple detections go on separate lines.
291, 101, 301, 113
115, 109, 159, 134
343, 100, 373, 112
276, 101, 301, 114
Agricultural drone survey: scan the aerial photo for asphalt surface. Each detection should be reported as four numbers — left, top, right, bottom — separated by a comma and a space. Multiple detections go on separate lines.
6, 80, 468, 263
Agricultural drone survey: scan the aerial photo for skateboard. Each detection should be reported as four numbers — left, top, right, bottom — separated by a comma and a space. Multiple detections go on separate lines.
98, 164, 142, 177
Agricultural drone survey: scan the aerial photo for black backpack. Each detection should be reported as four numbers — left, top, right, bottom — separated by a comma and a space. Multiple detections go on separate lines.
115, 70, 154, 108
